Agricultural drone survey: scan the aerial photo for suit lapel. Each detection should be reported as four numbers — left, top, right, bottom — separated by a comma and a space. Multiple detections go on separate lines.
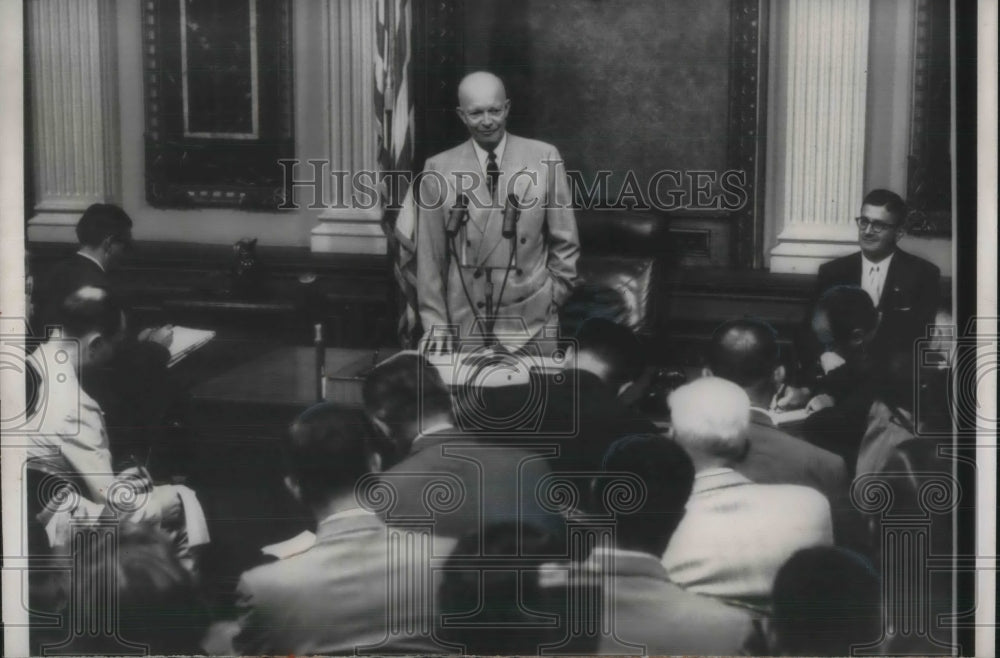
843, 252, 863, 286
880, 249, 908, 308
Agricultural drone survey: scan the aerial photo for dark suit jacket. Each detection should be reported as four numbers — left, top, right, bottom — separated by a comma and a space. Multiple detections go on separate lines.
740, 409, 865, 548
34, 253, 110, 334
377, 430, 565, 552
474, 369, 661, 473
739, 409, 848, 502
815, 248, 941, 352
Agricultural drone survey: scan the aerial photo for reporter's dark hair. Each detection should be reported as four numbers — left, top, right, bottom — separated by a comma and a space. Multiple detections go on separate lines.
439, 522, 598, 655
285, 402, 374, 506
70, 522, 209, 655
575, 317, 644, 389
56, 286, 123, 339
595, 434, 695, 556
76, 203, 133, 247
770, 546, 881, 656
362, 352, 452, 434
815, 285, 878, 344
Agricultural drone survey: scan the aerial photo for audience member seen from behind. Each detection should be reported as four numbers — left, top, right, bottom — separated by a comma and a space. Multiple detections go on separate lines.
662, 377, 833, 611
438, 522, 597, 655
477, 317, 659, 473
856, 309, 954, 477
768, 546, 881, 656
583, 434, 763, 655
233, 402, 454, 656
705, 318, 849, 504
362, 352, 563, 546
63, 522, 211, 655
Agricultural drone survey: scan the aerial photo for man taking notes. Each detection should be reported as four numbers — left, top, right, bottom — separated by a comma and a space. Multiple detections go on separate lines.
416, 72, 579, 352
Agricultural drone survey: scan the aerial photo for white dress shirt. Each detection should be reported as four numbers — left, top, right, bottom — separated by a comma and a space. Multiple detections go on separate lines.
861, 252, 893, 306
76, 250, 106, 272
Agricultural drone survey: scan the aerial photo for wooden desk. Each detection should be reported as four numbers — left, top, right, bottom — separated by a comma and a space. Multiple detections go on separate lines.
191, 346, 398, 408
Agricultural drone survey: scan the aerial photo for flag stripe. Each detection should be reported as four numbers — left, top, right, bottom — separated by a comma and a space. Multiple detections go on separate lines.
376, 0, 419, 347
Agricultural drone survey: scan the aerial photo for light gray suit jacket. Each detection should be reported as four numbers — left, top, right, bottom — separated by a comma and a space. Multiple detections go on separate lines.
233, 512, 455, 655
416, 134, 579, 347
662, 468, 834, 611
585, 548, 762, 655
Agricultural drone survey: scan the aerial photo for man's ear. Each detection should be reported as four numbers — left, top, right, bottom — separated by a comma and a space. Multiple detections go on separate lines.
283, 475, 302, 503
700, 367, 713, 379
772, 364, 786, 387
368, 451, 383, 474
82, 332, 109, 363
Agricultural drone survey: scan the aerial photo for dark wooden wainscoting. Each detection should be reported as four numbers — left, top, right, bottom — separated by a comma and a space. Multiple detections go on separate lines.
28, 242, 394, 348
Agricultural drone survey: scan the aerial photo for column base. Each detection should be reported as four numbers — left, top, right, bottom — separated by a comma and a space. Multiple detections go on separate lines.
770, 240, 858, 274
26, 212, 80, 243
769, 224, 859, 274
310, 209, 387, 255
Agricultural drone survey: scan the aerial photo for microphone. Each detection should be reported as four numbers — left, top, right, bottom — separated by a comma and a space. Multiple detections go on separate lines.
502, 193, 521, 239
446, 194, 469, 238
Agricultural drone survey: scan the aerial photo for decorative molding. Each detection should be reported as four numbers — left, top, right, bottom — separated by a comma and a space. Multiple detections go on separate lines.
728, 0, 768, 268
906, 0, 952, 237
143, 0, 294, 210
25, 0, 120, 226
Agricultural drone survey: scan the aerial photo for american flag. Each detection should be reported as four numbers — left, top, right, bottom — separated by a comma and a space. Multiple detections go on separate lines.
376, 0, 419, 348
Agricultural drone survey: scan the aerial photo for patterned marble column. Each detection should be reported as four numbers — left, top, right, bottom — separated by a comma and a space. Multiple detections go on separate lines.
25, 0, 120, 243
311, 0, 387, 254
769, 0, 871, 273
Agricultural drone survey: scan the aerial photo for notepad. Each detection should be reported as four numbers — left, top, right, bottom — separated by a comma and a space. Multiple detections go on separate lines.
166, 327, 216, 367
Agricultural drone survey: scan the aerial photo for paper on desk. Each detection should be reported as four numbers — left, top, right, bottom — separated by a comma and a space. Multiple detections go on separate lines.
167, 327, 216, 367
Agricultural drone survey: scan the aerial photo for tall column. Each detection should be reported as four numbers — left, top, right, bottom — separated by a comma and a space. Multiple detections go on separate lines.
311, 0, 387, 254
25, 0, 120, 243
768, 0, 870, 273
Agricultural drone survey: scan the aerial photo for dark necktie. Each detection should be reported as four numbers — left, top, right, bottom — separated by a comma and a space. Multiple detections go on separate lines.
486, 149, 499, 198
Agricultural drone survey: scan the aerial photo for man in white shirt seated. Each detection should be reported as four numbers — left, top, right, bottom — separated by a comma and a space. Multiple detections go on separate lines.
661, 377, 834, 612
26, 287, 206, 556
583, 434, 764, 655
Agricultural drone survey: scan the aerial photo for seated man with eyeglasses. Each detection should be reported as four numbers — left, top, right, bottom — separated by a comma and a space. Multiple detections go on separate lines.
777, 189, 941, 411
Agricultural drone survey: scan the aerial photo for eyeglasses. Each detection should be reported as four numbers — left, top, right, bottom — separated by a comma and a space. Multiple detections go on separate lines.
855, 216, 898, 233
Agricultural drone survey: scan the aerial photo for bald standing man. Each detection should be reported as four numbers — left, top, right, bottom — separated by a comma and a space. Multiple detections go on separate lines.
416, 72, 579, 352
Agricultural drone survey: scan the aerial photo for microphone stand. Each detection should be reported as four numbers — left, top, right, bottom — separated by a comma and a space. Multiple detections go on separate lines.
484, 268, 498, 349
